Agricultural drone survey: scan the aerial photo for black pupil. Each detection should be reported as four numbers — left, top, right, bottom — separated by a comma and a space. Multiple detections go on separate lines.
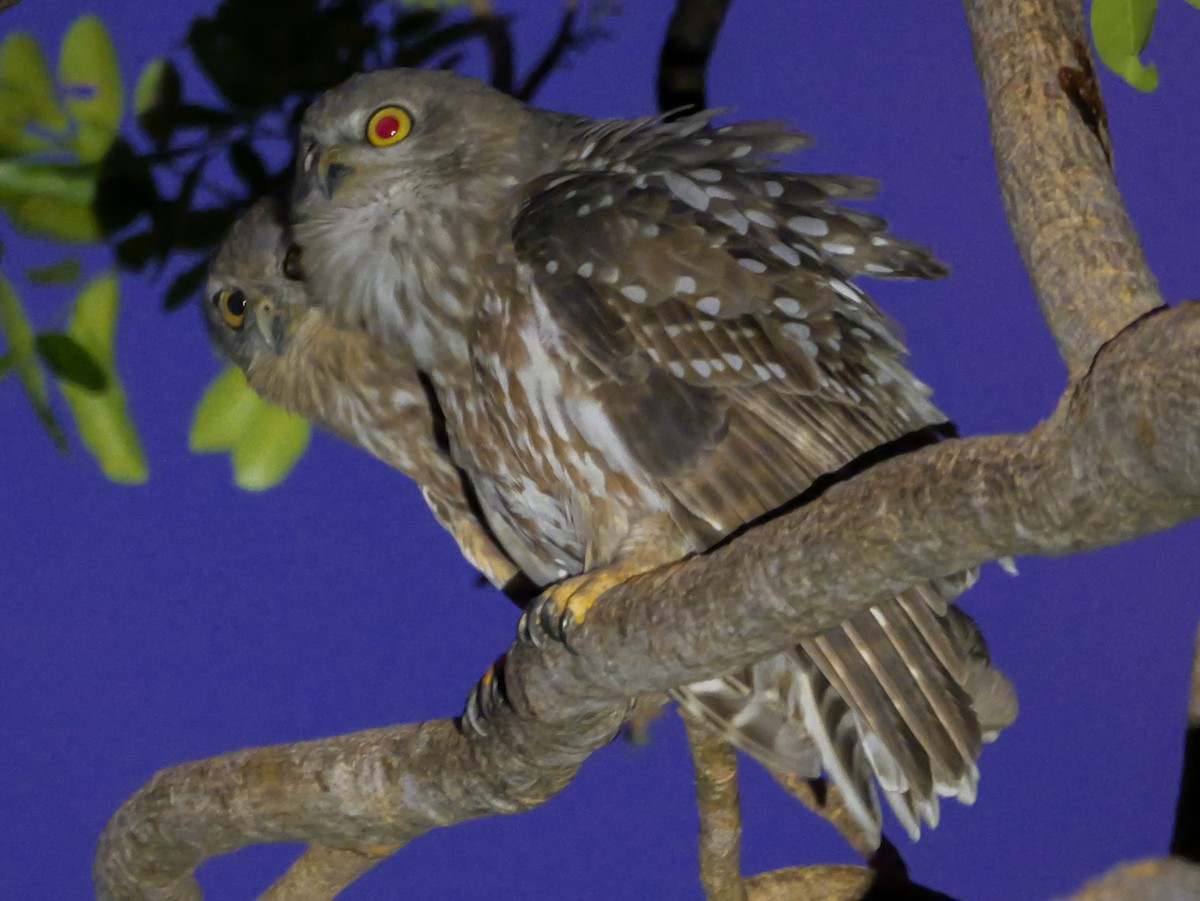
283, 246, 303, 280
225, 289, 246, 316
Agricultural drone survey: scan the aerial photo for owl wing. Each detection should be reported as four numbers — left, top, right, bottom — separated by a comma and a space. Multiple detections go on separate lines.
512, 129, 1014, 844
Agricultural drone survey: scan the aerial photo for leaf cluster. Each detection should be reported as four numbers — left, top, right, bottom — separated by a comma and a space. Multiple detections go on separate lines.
0, 16, 146, 479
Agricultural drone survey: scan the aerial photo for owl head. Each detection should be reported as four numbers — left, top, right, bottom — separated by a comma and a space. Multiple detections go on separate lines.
292, 68, 544, 214
204, 198, 309, 371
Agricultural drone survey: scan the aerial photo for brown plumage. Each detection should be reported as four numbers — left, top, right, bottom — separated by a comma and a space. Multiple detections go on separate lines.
288, 69, 1017, 846
204, 198, 518, 591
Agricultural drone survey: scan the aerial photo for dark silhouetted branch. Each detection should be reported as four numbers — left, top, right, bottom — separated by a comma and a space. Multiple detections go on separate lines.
657, 0, 732, 115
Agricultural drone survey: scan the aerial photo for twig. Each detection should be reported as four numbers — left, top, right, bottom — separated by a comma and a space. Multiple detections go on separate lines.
517, 5, 580, 102
681, 712, 746, 901
1170, 620, 1200, 861
261, 843, 400, 901
657, 0, 732, 115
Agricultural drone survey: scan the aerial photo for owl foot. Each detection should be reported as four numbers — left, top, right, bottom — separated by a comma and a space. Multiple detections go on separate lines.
462, 656, 509, 737
518, 565, 643, 651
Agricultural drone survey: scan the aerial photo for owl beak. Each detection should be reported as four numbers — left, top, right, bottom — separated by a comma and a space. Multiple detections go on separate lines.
304, 145, 353, 199
251, 298, 289, 355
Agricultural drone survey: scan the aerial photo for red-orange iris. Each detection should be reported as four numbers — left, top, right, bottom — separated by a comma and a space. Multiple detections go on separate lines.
366, 106, 412, 147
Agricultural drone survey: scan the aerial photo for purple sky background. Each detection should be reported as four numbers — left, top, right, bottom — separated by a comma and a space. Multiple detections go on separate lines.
2, 2, 1199, 899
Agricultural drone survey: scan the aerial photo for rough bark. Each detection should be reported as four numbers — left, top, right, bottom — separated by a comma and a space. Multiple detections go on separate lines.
94, 0, 1199, 898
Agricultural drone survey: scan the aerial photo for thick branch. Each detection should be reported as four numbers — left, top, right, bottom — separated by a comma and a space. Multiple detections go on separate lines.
97, 300, 1200, 899
95, 712, 624, 900
961, 0, 1161, 377
657, 0, 732, 115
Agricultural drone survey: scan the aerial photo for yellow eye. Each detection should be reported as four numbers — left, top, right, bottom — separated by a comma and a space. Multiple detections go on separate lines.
366, 105, 412, 147
212, 288, 247, 330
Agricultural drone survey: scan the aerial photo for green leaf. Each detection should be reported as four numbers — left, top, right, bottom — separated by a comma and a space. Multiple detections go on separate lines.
190, 364, 262, 452
5, 195, 101, 242
35, 331, 107, 390
0, 273, 65, 446
132, 58, 180, 146
0, 32, 67, 153
1091, 0, 1160, 92
26, 258, 81, 285
0, 352, 11, 379
133, 58, 167, 118
60, 274, 148, 484
190, 364, 310, 491
0, 159, 101, 241
59, 15, 124, 162
230, 402, 310, 491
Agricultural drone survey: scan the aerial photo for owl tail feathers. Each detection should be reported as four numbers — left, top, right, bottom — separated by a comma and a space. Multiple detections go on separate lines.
672, 575, 1017, 850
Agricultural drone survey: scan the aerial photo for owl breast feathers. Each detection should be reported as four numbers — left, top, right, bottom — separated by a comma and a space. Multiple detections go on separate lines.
207, 68, 1020, 846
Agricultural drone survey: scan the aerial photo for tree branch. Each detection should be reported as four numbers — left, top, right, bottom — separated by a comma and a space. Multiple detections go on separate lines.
657, 0, 732, 115
682, 712, 746, 901
961, 0, 1161, 378
94, 1, 1200, 897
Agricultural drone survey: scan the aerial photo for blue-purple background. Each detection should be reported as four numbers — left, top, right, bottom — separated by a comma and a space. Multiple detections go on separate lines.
2, 3, 1198, 899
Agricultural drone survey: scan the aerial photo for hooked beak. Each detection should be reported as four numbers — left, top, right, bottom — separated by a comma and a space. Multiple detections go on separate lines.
251, 297, 290, 355
303, 143, 353, 199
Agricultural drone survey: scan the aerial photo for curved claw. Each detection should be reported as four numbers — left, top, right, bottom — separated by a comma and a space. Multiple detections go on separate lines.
462, 659, 510, 737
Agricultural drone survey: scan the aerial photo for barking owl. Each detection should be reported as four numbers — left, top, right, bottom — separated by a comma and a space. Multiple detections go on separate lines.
204, 198, 520, 592
288, 69, 1016, 845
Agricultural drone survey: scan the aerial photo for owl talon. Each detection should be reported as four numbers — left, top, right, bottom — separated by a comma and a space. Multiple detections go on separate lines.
462, 660, 508, 736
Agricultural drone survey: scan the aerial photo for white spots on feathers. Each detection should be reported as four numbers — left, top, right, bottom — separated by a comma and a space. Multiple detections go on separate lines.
668, 361, 687, 378
765, 180, 784, 198
545, 260, 559, 274
731, 144, 752, 159
738, 258, 767, 274
788, 215, 830, 237
774, 297, 803, 316
696, 296, 722, 316
864, 263, 894, 274
641, 223, 661, 238
746, 210, 775, 228
690, 168, 722, 183
823, 242, 857, 256
621, 285, 648, 304
674, 275, 697, 295
600, 265, 621, 284
662, 171, 710, 211
769, 243, 801, 266
691, 359, 713, 378
576, 203, 592, 217
577, 262, 594, 278
722, 352, 745, 371
831, 279, 862, 304
715, 210, 750, 235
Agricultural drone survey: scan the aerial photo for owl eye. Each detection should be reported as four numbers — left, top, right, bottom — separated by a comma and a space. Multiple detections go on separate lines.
213, 288, 247, 330
366, 105, 412, 147
282, 245, 304, 281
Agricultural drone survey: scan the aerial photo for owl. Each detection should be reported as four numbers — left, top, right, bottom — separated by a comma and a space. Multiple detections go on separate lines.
288, 69, 1016, 845
204, 197, 520, 592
